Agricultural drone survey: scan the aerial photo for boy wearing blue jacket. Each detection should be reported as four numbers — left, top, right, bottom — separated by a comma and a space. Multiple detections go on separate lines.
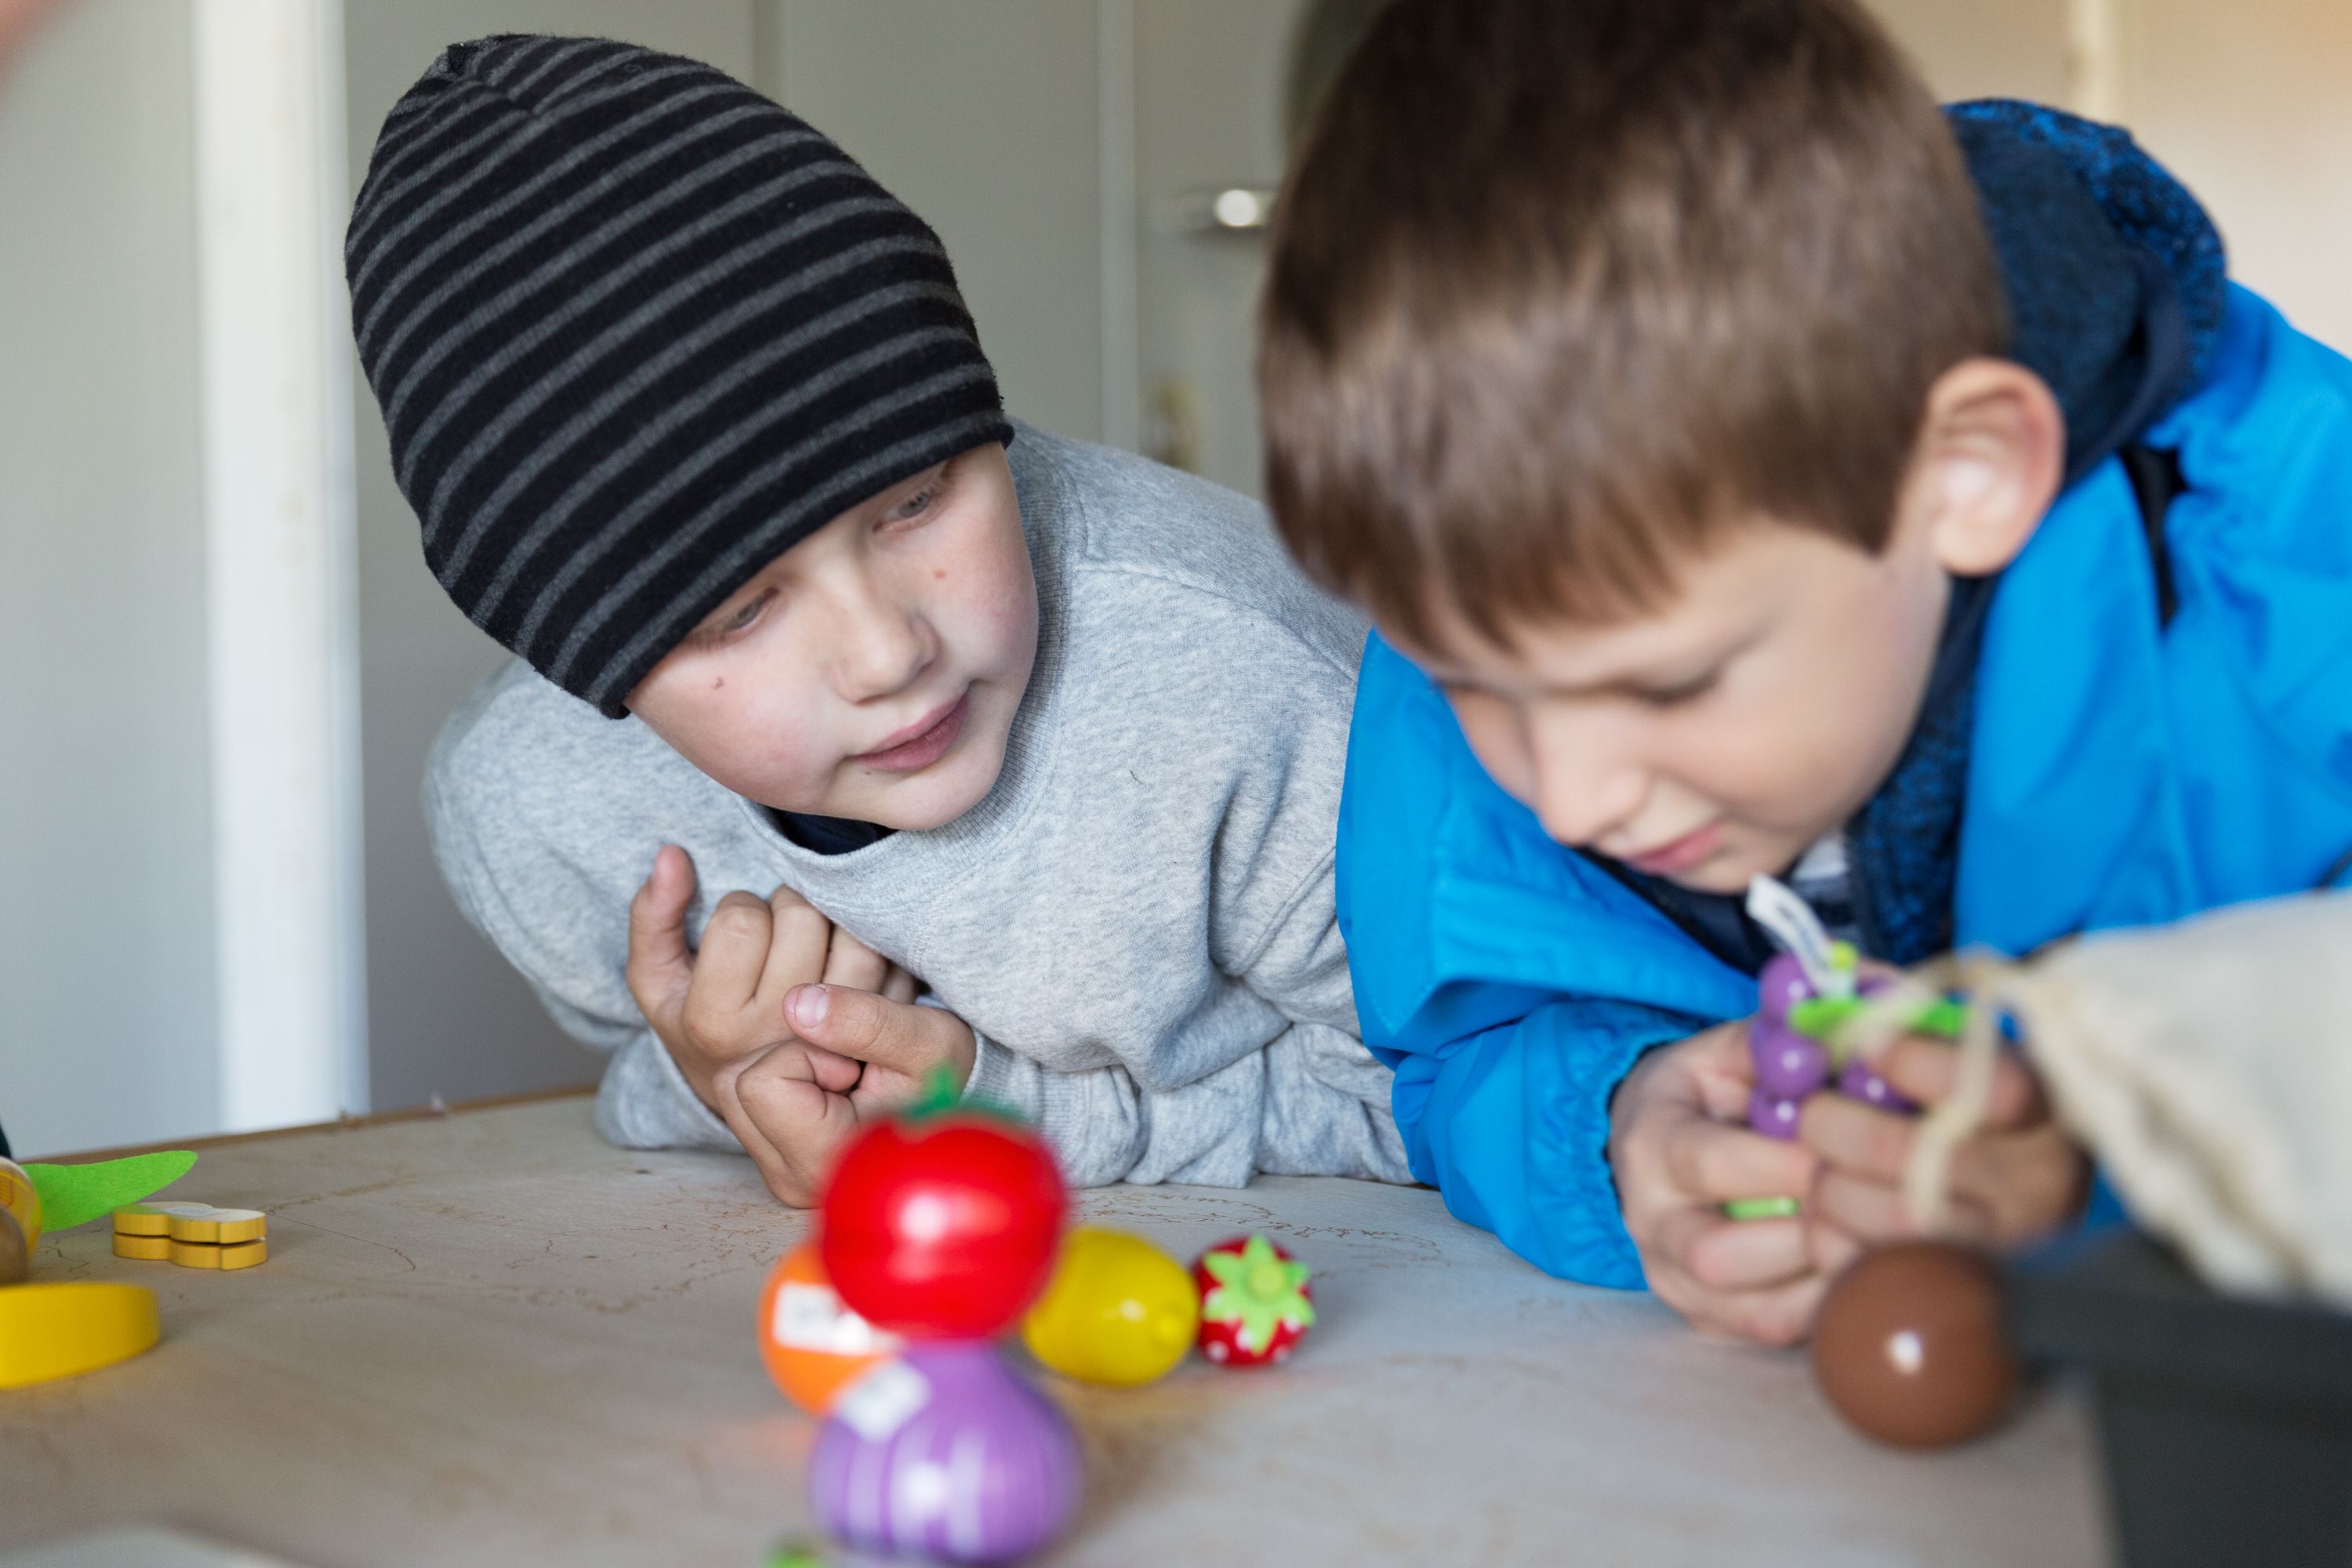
1258, 0, 2352, 1345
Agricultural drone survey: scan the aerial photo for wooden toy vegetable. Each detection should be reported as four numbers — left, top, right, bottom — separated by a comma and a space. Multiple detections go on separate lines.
1193, 1234, 1314, 1367
819, 1102, 1066, 1341
758, 1240, 899, 1415
1022, 1226, 1197, 1386
811, 1341, 1082, 1563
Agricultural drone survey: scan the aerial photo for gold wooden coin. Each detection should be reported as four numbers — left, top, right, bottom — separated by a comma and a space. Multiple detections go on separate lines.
168, 1208, 267, 1245
169, 1236, 269, 1271
114, 1202, 216, 1238
113, 1232, 173, 1262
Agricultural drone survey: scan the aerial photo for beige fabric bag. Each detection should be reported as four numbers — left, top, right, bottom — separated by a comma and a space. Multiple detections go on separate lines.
1845, 893, 2352, 1305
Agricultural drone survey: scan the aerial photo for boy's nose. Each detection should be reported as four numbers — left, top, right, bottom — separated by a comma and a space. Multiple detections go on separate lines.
1529, 737, 1650, 851
831, 599, 937, 703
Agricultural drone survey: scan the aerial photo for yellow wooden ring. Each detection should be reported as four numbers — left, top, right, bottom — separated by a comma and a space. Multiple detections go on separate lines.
0, 1283, 161, 1388
113, 1232, 174, 1262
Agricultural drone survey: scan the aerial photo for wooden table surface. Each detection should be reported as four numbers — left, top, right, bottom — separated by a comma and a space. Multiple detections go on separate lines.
0, 1097, 2108, 1566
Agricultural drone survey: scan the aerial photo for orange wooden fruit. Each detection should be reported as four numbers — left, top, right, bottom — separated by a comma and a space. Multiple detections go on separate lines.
757, 1241, 901, 1415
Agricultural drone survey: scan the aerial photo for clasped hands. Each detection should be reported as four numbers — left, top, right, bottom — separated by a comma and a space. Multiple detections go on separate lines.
624, 845, 977, 1206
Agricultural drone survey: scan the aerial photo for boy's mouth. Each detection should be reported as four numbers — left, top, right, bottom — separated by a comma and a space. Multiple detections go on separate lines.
1621, 820, 1724, 878
852, 690, 971, 774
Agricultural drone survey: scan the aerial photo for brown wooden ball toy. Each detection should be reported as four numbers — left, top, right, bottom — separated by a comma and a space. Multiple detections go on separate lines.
1812, 1241, 2020, 1448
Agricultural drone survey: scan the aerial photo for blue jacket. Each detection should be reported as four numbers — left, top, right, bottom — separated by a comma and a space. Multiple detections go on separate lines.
1335, 179, 2352, 1287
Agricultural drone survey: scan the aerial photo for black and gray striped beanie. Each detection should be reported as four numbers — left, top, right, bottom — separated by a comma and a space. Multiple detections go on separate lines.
347, 35, 1014, 716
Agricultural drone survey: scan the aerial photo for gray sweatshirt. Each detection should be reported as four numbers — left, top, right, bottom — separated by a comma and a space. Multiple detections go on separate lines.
425, 425, 1409, 1189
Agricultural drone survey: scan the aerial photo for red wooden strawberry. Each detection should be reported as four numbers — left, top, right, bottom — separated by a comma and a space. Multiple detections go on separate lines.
819, 1089, 1066, 1341
1193, 1234, 1315, 1367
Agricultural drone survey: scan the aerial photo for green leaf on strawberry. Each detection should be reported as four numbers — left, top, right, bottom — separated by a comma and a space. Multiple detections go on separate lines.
1200, 1234, 1316, 1354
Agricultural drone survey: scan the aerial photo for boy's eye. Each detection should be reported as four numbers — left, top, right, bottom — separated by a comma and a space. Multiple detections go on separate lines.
1639, 670, 1720, 708
882, 476, 946, 525
703, 588, 775, 642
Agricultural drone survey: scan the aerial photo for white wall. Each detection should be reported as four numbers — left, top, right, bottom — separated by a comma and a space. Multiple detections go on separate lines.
1869, 0, 2352, 358
2128, 0, 2352, 354
1133, 0, 1310, 501
0, 0, 216, 1156
1868, 0, 2071, 105
342, 2, 761, 1117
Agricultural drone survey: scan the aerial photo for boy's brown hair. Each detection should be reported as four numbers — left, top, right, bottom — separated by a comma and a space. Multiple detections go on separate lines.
1259, 0, 2008, 650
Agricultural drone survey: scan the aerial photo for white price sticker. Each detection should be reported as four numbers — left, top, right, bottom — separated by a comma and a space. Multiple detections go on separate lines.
770, 1283, 900, 1357
833, 1359, 931, 1441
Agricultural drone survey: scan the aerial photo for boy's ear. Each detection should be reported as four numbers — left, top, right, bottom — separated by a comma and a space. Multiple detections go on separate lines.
1904, 358, 2066, 578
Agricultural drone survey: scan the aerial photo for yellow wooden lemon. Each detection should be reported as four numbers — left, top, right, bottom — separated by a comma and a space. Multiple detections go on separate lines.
1022, 1226, 1197, 1386
0, 1283, 161, 1388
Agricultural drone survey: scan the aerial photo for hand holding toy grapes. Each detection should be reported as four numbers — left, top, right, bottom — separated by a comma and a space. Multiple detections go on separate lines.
1743, 877, 2087, 1252
1610, 1022, 1841, 1348
1797, 1025, 2088, 1250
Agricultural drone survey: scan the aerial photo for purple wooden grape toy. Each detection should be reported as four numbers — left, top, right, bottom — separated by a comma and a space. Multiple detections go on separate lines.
1838, 1058, 1918, 1113
1757, 953, 1814, 1029
1748, 1017, 1829, 1142
1835, 975, 1920, 1112
1748, 952, 1931, 1138
1751, 1018, 1830, 1100
812, 1341, 1082, 1563
1749, 953, 1841, 1139
1747, 1087, 1805, 1141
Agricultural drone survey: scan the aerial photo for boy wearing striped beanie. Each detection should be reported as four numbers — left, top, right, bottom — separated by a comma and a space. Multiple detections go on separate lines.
348, 36, 1406, 1203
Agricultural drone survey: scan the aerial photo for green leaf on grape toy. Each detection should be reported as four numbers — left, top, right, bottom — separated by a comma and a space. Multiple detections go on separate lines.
1724, 875, 1991, 1222
1743, 874, 1970, 1144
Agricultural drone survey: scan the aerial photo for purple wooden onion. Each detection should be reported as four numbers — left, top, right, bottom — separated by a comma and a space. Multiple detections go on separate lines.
811, 1341, 1082, 1564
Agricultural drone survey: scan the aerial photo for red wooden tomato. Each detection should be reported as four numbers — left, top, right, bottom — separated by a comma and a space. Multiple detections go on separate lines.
818, 1112, 1066, 1340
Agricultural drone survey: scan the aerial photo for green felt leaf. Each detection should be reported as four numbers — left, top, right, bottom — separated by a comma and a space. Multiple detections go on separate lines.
24, 1150, 198, 1232
1201, 1234, 1315, 1353
1788, 995, 1969, 1044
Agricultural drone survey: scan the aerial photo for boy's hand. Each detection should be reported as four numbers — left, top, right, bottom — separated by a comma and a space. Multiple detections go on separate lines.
622, 843, 978, 1207
1799, 1036, 2088, 1248
783, 983, 977, 1116
626, 845, 888, 1112
1610, 1021, 1848, 1348
725, 984, 978, 1206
